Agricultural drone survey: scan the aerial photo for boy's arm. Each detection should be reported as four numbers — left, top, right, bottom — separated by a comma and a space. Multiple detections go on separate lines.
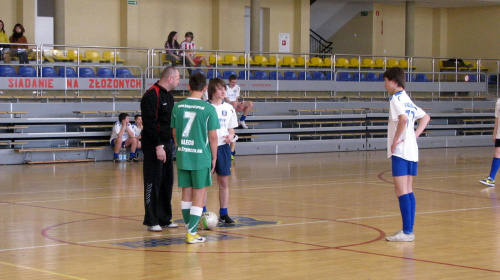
125, 124, 135, 138
209, 129, 218, 174
391, 114, 408, 154
415, 114, 431, 138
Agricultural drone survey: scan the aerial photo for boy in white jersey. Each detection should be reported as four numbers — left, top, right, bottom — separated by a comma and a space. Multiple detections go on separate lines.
479, 98, 500, 187
110, 113, 139, 162
171, 72, 220, 244
206, 78, 239, 224
180, 32, 211, 67
130, 114, 143, 160
225, 75, 254, 129
384, 67, 430, 242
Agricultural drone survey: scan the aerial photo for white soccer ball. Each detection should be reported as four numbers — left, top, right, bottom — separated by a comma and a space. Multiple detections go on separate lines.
199, 211, 218, 230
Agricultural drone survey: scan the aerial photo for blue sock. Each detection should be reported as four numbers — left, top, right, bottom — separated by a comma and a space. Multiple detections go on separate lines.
113, 153, 119, 157
231, 151, 235, 156
130, 152, 135, 158
220, 208, 228, 216
203, 206, 207, 213
408, 192, 416, 228
398, 194, 412, 234
489, 158, 500, 180
240, 115, 246, 122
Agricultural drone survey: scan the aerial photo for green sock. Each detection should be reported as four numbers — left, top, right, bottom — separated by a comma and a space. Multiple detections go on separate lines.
181, 201, 192, 225
182, 209, 190, 225
187, 206, 203, 234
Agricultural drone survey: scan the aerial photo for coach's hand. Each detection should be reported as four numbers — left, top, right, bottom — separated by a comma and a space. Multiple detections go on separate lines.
156, 145, 166, 163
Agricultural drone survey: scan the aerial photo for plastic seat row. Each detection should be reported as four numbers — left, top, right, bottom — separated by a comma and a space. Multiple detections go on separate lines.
42, 49, 125, 64
0, 65, 134, 78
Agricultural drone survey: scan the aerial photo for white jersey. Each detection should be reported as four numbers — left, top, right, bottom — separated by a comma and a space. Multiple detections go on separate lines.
180, 40, 195, 57
110, 122, 131, 143
387, 90, 427, 162
495, 98, 500, 139
208, 101, 238, 146
130, 124, 142, 137
226, 84, 240, 102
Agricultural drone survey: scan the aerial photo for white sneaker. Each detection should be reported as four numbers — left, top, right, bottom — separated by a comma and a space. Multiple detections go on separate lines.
386, 230, 415, 242
239, 120, 248, 129
161, 223, 179, 228
147, 225, 162, 232
232, 134, 238, 142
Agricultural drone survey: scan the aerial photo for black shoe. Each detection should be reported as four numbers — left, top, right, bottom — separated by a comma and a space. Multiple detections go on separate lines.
112, 156, 118, 162
218, 214, 235, 224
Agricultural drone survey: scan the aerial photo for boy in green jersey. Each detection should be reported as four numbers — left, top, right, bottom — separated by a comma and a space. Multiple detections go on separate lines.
171, 72, 220, 244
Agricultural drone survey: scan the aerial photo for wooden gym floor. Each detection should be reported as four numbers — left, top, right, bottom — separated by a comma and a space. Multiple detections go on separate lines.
1, 146, 500, 279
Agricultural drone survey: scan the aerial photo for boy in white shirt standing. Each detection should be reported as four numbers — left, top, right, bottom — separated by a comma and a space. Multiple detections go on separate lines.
384, 67, 430, 242
206, 78, 239, 224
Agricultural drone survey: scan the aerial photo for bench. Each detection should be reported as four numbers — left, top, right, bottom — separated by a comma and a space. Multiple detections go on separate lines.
14, 146, 105, 164
237, 135, 258, 141
296, 132, 366, 140
80, 139, 110, 147
0, 111, 27, 118
289, 108, 367, 115
296, 120, 365, 128
0, 141, 28, 148
455, 108, 494, 113
462, 118, 495, 124
458, 129, 494, 136
80, 124, 114, 132
0, 126, 29, 132
74, 110, 141, 117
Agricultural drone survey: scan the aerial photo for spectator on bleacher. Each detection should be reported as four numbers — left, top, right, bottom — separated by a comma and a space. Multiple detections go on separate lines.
479, 98, 500, 187
4, 23, 29, 64
205, 77, 238, 224
0, 20, 9, 61
164, 31, 183, 67
110, 113, 139, 162
140, 66, 180, 232
226, 75, 254, 129
131, 114, 143, 159
180, 31, 211, 67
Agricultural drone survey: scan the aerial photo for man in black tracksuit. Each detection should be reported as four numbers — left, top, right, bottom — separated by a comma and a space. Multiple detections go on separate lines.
140, 66, 180, 231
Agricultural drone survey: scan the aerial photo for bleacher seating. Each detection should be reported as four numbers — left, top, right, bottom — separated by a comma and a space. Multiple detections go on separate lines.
298, 72, 312, 80
41, 67, 60, 77
337, 72, 352, 81
191, 69, 205, 77
98, 68, 114, 78
79, 68, 98, 77
253, 70, 269, 80
352, 72, 365, 81
269, 71, 284, 80
223, 70, 237, 79
365, 72, 380, 82
312, 72, 327, 80
416, 73, 430, 82
0, 66, 19, 77
84, 50, 109, 63
207, 69, 222, 79
239, 70, 253, 80
19, 66, 37, 77
284, 71, 298, 80
102, 51, 125, 64
59, 67, 78, 77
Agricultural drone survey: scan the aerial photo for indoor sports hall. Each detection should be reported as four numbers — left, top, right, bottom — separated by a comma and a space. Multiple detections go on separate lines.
1, 0, 500, 279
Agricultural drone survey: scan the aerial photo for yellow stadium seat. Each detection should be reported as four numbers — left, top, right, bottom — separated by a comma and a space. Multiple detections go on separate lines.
323, 57, 334, 68
336, 57, 351, 68
280, 56, 297, 67
349, 58, 360, 68
387, 59, 399, 68
223, 55, 238, 66
374, 59, 385, 69
102, 51, 125, 64
48, 49, 72, 62
361, 58, 375, 68
209, 54, 223, 65
68, 50, 91, 63
268, 56, 282, 67
295, 56, 308, 67
308, 57, 326, 67
254, 55, 269, 66
399, 59, 416, 70
84, 50, 110, 63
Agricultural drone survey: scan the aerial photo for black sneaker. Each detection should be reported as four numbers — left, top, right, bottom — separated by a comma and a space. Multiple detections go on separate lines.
112, 156, 119, 162
218, 214, 235, 224
133, 153, 140, 162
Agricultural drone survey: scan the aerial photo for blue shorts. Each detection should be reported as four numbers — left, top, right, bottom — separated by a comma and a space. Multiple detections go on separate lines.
110, 138, 125, 147
392, 156, 418, 176
215, 144, 232, 176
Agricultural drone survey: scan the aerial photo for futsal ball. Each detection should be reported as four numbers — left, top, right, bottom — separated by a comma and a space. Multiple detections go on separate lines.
199, 211, 218, 230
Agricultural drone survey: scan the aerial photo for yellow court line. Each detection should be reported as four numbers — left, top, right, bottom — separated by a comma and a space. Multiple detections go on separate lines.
0, 260, 88, 280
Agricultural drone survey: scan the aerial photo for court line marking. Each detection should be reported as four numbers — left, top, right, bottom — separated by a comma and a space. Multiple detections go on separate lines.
0, 260, 87, 280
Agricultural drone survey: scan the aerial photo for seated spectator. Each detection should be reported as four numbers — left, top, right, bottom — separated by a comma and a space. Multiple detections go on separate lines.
110, 113, 139, 162
0, 20, 9, 61
4, 23, 29, 64
225, 75, 254, 129
180, 31, 210, 67
130, 114, 143, 160
164, 31, 183, 67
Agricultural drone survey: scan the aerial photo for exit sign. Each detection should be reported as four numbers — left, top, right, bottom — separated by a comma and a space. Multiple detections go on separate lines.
128, 0, 138, 5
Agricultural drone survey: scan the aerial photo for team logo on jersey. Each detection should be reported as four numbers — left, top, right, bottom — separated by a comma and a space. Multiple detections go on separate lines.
222, 110, 227, 116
